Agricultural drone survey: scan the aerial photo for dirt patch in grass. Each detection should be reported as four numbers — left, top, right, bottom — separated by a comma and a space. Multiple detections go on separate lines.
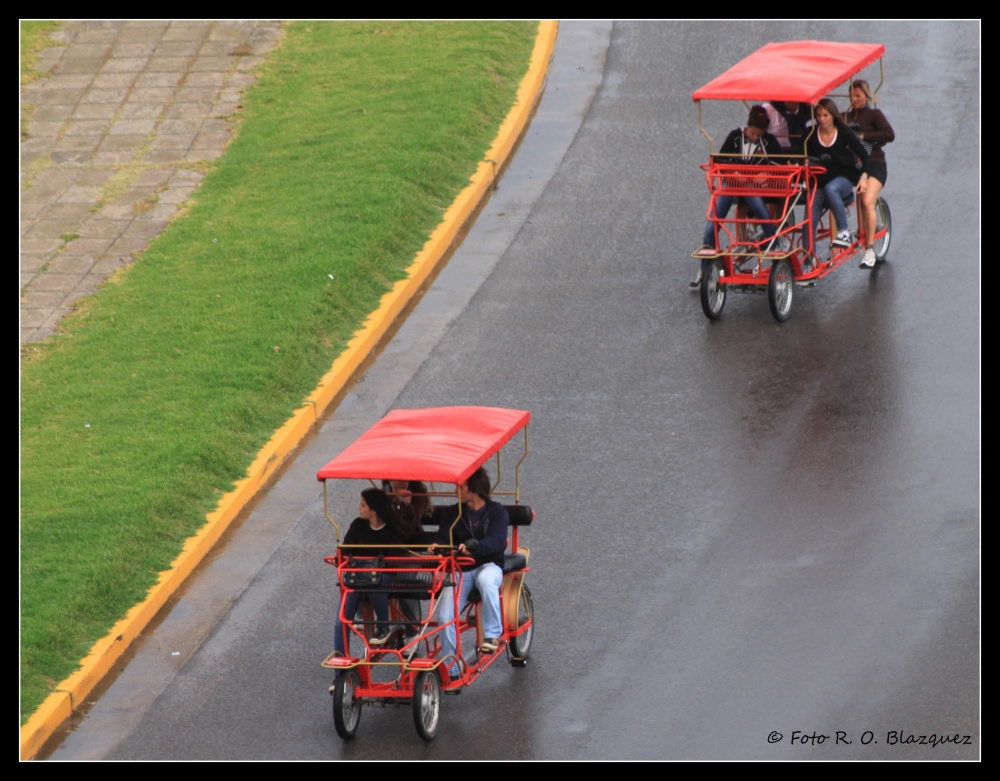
20, 20, 538, 722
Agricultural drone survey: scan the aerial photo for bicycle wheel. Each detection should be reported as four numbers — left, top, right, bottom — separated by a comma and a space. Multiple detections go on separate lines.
767, 258, 794, 322
509, 585, 534, 660
700, 257, 727, 320
332, 669, 362, 739
872, 197, 891, 260
412, 670, 441, 741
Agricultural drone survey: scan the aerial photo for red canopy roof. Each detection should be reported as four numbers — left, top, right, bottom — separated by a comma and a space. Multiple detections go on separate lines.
692, 41, 884, 104
316, 406, 531, 484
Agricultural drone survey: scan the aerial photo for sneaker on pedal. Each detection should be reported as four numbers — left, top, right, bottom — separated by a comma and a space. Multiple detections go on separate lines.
480, 637, 499, 653
832, 230, 851, 247
768, 235, 790, 254
401, 635, 420, 660
688, 270, 702, 290
859, 248, 876, 269
369, 627, 391, 646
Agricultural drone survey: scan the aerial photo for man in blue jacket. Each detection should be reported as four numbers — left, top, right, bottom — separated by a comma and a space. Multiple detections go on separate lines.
432, 466, 509, 677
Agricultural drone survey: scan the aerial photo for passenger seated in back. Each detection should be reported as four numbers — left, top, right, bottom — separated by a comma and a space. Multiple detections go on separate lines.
382, 479, 434, 656
382, 479, 433, 543
763, 100, 808, 154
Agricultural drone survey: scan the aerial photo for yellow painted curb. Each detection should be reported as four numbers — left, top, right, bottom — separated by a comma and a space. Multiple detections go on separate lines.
20, 20, 558, 760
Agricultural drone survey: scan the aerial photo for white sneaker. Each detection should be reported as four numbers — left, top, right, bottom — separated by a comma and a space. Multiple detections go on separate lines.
831, 230, 851, 248
768, 235, 790, 254
859, 248, 876, 269
689, 270, 702, 290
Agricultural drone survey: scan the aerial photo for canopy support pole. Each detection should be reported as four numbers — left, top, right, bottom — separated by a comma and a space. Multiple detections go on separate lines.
323, 480, 340, 544
513, 425, 529, 503
698, 101, 713, 156
448, 486, 462, 547
872, 58, 884, 107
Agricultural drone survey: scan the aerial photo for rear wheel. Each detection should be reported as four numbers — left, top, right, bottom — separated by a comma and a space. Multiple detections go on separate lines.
872, 197, 891, 260
412, 670, 441, 741
509, 585, 534, 660
700, 257, 727, 320
768, 258, 794, 322
332, 670, 362, 739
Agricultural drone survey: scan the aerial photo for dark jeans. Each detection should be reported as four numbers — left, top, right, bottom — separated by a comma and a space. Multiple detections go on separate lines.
703, 195, 776, 247
805, 176, 854, 249
398, 597, 422, 637
334, 589, 389, 655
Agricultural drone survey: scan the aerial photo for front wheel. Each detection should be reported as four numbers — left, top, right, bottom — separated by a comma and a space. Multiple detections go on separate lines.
509, 584, 534, 660
412, 670, 441, 741
700, 257, 727, 320
768, 258, 794, 322
872, 197, 891, 260
332, 670, 362, 739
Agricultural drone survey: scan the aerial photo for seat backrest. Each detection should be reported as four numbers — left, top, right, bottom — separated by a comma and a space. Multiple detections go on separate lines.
505, 504, 534, 526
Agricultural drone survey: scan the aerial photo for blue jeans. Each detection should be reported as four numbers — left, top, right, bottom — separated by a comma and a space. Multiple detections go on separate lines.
702, 195, 776, 247
438, 563, 503, 677
334, 589, 389, 655
807, 176, 854, 247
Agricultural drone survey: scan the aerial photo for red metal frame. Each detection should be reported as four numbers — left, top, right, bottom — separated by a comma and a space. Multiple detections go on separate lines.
322, 551, 531, 696
701, 160, 888, 286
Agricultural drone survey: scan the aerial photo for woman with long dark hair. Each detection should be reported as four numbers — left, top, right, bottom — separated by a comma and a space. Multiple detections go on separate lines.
333, 488, 403, 654
804, 98, 871, 262
845, 79, 894, 268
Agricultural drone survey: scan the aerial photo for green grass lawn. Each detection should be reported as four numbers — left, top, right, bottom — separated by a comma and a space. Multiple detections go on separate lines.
20, 20, 537, 721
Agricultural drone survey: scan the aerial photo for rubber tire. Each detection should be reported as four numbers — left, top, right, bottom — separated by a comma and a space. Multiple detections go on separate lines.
332, 670, 362, 740
509, 584, 534, 660
768, 258, 794, 322
412, 670, 441, 741
700, 257, 727, 320
872, 197, 891, 261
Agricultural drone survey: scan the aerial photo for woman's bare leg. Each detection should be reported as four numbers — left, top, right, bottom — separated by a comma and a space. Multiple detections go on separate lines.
860, 178, 884, 248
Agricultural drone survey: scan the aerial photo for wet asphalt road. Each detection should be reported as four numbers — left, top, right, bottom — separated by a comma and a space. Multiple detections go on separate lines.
59, 21, 978, 760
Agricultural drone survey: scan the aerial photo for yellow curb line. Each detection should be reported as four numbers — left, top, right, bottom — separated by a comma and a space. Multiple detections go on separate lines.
20, 20, 558, 761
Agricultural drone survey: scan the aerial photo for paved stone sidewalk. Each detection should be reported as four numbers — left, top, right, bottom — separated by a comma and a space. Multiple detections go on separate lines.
20, 20, 281, 343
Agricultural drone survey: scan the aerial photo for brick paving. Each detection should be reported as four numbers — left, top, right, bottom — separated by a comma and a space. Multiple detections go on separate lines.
19, 20, 281, 343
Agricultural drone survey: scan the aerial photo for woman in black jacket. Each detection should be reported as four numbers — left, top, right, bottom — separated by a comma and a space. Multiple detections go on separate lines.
333, 488, 403, 655
804, 98, 871, 261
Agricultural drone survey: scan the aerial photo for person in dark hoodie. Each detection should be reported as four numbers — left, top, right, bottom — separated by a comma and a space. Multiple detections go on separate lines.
431, 466, 509, 675
691, 105, 785, 288
382, 478, 434, 656
763, 100, 808, 154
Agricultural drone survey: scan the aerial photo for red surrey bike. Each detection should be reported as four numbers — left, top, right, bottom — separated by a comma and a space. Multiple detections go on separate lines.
691, 41, 892, 322
316, 406, 535, 741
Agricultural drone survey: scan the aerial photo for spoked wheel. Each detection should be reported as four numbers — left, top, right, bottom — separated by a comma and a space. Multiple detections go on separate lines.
872, 197, 891, 261
332, 669, 363, 739
700, 257, 727, 320
412, 670, 441, 741
768, 258, 794, 322
509, 584, 533, 661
